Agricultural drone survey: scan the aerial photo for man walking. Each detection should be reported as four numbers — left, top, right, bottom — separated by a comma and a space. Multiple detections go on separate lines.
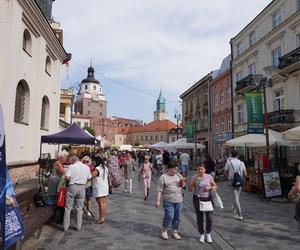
224, 150, 247, 220
63, 156, 92, 232
179, 152, 190, 178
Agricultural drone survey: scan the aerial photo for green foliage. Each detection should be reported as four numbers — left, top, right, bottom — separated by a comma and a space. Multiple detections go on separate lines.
83, 126, 95, 136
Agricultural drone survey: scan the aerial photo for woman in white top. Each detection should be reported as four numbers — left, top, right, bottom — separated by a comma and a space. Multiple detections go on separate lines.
92, 164, 109, 224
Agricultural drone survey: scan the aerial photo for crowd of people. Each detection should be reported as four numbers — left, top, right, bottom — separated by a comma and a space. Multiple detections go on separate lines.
46, 147, 300, 244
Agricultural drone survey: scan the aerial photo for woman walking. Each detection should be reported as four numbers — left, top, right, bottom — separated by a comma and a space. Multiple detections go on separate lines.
107, 151, 121, 194
123, 152, 135, 194
155, 162, 185, 240
139, 155, 153, 200
288, 163, 300, 230
92, 161, 109, 224
188, 163, 217, 243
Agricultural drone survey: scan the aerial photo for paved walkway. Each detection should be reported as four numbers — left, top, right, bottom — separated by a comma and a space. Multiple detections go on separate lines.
23, 171, 300, 250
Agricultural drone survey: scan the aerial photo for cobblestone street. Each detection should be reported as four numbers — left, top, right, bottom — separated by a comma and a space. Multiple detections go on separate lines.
23, 171, 300, 250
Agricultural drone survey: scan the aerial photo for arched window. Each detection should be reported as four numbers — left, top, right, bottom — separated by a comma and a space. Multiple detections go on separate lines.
22, 29, 32, 55
45, 56, 51, 75
14, 80, 30, 124
40, 96, 50, 130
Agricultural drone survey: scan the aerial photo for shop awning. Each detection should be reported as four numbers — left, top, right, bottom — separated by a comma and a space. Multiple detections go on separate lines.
149, 141, 168, 149
165, 138, 205, 150
282, 125, 300, 141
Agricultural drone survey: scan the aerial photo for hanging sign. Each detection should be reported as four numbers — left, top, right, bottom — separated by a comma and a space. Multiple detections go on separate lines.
185, 122, 195, 143
0, 105, 24, 249
245, 92, 264, 134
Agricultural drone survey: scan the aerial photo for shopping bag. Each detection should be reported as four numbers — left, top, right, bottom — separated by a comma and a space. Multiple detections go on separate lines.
199, 201, 214, 212
211, 189, 224, 209
57, 187, 67, 207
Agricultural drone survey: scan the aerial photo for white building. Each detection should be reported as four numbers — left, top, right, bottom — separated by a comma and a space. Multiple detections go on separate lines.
0, 0, 68, 166
231, 0, 300, 138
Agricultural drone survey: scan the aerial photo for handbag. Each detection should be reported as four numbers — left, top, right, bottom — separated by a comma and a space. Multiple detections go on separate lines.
199, 201, 214, 212
57, 187, 67, 207
211, 189, 224, 209
291, 192, 300, 204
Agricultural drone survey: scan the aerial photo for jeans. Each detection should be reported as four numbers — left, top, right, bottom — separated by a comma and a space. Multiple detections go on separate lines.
162, 201, 182, 230
193, 195, 213, 234
232, 186, 242, 216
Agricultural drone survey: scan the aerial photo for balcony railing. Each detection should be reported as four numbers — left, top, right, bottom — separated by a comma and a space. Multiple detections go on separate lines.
265, 109, 295, 125
278, 46, 300, 72
235, 74, 256, 92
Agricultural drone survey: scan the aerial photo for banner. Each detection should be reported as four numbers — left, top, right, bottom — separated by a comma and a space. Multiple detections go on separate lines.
0, 105, 24, 249
185, 122, 195, 143
245, 92, 264, 134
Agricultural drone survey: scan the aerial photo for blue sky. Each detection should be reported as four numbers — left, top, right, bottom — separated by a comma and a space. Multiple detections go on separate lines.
53, 0, 271, 123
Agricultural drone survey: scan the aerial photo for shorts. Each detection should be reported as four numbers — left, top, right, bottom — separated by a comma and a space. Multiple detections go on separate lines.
180, 164, 189, 173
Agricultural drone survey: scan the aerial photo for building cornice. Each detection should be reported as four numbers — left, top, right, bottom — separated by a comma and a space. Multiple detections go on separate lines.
18, 0, 67, 63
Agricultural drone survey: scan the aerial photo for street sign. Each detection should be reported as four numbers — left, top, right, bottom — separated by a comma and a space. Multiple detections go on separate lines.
0, 105, 24, 249
245, 92, 264, 134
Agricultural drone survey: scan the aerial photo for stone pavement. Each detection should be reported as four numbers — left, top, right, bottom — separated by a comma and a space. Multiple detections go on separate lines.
22, 171, 300, 250
23, 171, 230, 250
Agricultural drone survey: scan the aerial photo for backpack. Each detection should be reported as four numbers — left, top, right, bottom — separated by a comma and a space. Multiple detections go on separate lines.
230, 161, 243, 187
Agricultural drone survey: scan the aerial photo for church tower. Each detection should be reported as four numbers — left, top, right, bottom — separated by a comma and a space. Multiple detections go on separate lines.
35, 0, 54, 20
154, 89, 168, 121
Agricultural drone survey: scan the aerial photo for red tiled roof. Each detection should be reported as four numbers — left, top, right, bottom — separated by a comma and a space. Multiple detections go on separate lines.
116, 126, 131, 134
129, 120, 176, 133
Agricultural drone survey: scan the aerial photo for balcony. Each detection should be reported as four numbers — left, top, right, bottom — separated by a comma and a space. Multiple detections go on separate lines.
235, 74, 256, 93
278, 47, 300, 74
265, 109, 295, 125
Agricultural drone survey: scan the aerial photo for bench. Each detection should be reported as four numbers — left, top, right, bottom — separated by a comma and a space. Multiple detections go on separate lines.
14, 187, 55, 249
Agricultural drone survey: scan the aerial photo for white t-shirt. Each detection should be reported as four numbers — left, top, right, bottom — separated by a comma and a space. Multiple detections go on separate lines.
224, 158, 246, 180
66, 161, 92, 185
180, 153, 190, 165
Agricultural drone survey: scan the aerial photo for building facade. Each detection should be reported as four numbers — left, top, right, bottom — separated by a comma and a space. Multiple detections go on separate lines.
0, 0, 67, 166
60, 88, 72, 124
180, 73, 213, 153
231, 0, 300, 139
211, 55, 233, 158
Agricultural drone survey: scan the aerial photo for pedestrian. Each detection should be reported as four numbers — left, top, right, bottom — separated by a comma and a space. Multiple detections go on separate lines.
288, 163, 300, 230
82, 156, 95, 216
188, 163, 217, 243
224, 150, 247, 220
179, 151, 190, 178
204, 154, 216, 178
163, 150, 170, 172
155, 161, 185, 240
139, 155, 154, 200
92, 159, 109, 224
63, 156, 92, 232
123, 152, 135, 193
155, 151, 163, 176
107, 151, 121, 194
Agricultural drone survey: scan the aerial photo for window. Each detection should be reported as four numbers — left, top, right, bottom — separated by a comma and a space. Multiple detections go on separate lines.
220, 90, 225, 104
40, 96, 49, 130
272, 9, 282, 29
100, 112, 102, 117
87, 110, 90, 115
249, 31, 256, 46
236, 71, 242, 82
100, 103, 102, 108
77, 121, 81, 127
93, 85, 96, 90
215, 120, 219, 133
237, 104, 244, 123
221, 118, 225, 133
298, 0, 300, 10
227, 87, 231, 101
214, 93, 219, 107
84, 122, 88, 127
45, 56, 51, 75
145, 136, 148, 141
14, 80, 30, 124
228, 116, 232, 131
88, 102, 91, 106
273, 89, 285, 111
237, 42, 242, 56
85, 85, 88, 90
272, 47, 282, 67
160, 135, 163, 140
248, 63, 256, 75
141, 136, 143, 141
297, 34, 300, 47
155, 135, 158, 140
150, 135, 153, 141
100, 88, 102, 92
22, 29, 32, 55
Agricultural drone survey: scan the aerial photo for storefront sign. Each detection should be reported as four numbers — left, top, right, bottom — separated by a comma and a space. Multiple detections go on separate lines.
245, 92, 264, 134
212, 132, 233, 142
0, 105, 24, 249
185, 122, 195, 143
262, 170, 282, 198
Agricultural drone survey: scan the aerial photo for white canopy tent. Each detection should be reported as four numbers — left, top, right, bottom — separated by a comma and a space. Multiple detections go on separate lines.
165, 138, 206, 150
282, 126, 300, 141
119, 144, 133, 151
149, 141, 168, 149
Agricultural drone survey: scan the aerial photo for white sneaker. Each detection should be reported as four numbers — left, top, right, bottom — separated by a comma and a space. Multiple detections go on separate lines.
161, 230, 168, 240
124, 190, 128, 193
199, 234, 205, 243
205, 233, 212, 243
173, 231, 181, 240
234, 215, 243, 220
232, 205, 237, 215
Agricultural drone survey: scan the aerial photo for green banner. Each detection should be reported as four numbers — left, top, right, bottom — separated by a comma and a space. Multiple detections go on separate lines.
185, 122, 195, 143
245, 92, 264, 134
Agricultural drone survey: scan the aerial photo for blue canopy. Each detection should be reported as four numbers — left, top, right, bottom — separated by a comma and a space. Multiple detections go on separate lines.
41, 123, 100, 145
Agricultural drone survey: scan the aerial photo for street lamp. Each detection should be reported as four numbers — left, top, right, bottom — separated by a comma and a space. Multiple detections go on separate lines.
174, 110, 181, 140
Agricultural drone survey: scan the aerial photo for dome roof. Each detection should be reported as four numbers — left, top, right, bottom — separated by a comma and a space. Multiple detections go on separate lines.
81, 65, 100, 84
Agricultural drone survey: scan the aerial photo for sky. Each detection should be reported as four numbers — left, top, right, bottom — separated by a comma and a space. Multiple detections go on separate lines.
53, 0, 272, 123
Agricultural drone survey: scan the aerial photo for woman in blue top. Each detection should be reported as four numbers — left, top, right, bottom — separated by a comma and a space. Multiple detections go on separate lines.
188, 162, 217, 244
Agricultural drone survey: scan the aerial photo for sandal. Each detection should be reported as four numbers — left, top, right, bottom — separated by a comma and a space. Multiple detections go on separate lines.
97, 219, 105, 224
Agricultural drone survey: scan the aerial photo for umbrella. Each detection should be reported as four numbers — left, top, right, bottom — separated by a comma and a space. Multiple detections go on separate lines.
165, 138, 205, 150
225, 129, 282, 147
149, 141, 168, 149
282, 126, 300, 141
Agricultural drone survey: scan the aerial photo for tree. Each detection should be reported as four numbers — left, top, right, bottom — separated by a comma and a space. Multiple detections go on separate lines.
83, 126, 95, 136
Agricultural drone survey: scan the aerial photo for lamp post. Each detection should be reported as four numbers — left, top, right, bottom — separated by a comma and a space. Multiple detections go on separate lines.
174, 110, 181, 140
